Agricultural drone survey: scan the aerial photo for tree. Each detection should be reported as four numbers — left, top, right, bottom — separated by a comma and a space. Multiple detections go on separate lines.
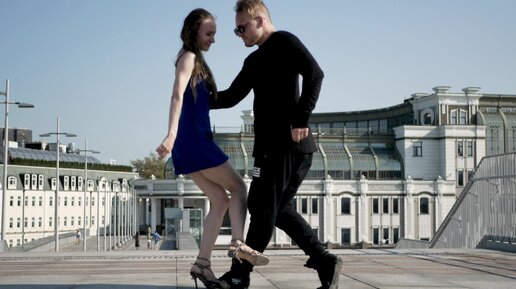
131, 152, 166, 179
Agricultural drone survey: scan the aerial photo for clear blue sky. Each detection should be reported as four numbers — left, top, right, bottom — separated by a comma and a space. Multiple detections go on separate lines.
1, 0, 515, 165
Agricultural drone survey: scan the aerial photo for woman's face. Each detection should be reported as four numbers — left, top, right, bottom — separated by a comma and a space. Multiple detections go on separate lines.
197, 18, 216, 51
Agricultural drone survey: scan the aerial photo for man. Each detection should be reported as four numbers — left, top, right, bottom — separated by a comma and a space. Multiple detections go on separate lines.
211, 1, 342, 288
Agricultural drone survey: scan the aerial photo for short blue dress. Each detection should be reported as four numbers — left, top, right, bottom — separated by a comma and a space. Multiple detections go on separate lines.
171, 79, 228, 175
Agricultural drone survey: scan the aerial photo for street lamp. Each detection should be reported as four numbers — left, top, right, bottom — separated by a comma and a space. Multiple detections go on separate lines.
40, 117, 76, 252
1, 79, 34, 242
76, 138, 99, 252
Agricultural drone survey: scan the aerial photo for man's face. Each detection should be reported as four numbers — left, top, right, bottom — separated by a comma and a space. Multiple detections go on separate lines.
235, 12, 259, 47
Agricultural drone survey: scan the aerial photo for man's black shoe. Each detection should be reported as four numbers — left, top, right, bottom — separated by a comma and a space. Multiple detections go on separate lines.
304, 252, 343, 289
218, 259, 251, 289
218, 270, 250, 289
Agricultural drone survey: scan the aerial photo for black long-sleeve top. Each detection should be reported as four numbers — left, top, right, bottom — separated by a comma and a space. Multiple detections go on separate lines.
212, 31, 324, 156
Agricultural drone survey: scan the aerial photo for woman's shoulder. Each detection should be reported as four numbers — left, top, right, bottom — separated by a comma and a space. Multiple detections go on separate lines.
177, 50, 196, 65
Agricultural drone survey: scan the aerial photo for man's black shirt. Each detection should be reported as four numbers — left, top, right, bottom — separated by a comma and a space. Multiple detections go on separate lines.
212, 31, 324, 156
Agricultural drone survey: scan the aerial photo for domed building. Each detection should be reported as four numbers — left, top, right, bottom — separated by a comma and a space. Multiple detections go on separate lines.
134, 86, 516, 247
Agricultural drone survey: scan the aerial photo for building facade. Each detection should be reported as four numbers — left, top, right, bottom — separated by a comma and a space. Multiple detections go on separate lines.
133, 86, 516, 248
0, 146, 138, 250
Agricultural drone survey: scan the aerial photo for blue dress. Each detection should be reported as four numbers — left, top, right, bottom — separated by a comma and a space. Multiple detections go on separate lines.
172, 79, 228, 174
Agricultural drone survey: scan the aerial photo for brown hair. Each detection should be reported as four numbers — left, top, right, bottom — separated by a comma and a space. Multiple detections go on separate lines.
176, 8, 217, 100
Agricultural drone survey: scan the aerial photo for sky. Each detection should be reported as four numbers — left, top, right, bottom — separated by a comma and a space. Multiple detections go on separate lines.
1, 0, 515, 165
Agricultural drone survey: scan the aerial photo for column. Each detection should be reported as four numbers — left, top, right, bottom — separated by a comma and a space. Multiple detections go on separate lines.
150, 199, 157, 232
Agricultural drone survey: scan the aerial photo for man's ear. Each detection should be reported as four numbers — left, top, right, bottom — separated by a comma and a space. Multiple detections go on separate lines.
256, 16, 264, 28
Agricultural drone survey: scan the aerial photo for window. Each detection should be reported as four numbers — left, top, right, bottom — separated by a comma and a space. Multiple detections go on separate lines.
51, 178, 57, 191
458, 170, 464, 186
24, 217, 28, 228
78, 197, 82, 207
71, 176, 76, 191
420, 197, 429, 214
78, 216, 82, 226
64, 176, 69, 191
373, 228, 379, 245
8, 176, 17, 189
9, 196, 13, 206
24, 196, 28, 206
382, 198, 389, 214
9, 218, 13, 229
71, 197, 75, 206
91, 216, 95, 226
457, 141, 464, 156
311, 198, 318, 214
31, 217, 35, 228
64, 197, 68, 207
301, 198, 308, 214
38, 196, 42, 206
17, 218, 21, 228
24, 174, 30, 189
31, 174, 37, 189
467, 141, 474, 157
393, 228, 399, 244
341, 198, 351, 214
38, 175, 44, 190
393, 198, 399, 214
49, 196, 53, 207
91, 197, 95, 207
38, 217, 42, 227
341, 228, 351, 245
49, 217, 52, 227
31, 196, 35, 206
71, 216, 75, 226
451, 110, 457, 124
78, 177, 83, 191
373, 198, 379, 214
459, 110, 467, 124
17, 196, 21, 206
413, 141, 422, 157
64, 217, 68, 226
382, 228, 389, 244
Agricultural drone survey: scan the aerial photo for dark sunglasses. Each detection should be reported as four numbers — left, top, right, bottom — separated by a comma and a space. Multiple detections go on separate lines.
233, 18, 258, 36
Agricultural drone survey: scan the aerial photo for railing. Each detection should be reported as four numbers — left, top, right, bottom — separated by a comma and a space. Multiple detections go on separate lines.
430, 152, 516, 249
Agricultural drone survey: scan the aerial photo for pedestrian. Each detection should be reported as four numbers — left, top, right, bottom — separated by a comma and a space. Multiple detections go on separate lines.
135, 231, 140, 248
75, 229, 81, 245
152, 230, 161, 250
156, 8, 268, 289
212, 1, 342, 288
147, 226, 152, 241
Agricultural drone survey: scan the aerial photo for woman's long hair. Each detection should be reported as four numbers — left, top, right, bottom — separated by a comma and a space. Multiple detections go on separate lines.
176, 8, 217, 100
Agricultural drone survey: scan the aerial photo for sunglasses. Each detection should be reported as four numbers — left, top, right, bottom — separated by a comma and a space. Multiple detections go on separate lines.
233, 17, 259, 36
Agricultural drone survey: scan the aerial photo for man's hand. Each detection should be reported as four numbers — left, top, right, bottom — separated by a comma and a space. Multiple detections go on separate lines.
291, 127, 309, 143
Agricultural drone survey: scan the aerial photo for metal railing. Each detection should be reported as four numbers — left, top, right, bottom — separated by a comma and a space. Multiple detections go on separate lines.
431, 153, 516, 249
397, 153, 516, 250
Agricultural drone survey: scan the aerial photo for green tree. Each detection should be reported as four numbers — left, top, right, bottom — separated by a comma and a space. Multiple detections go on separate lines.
131, 152, 166, 179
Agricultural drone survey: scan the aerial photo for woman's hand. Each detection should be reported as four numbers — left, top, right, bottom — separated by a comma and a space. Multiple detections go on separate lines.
156, 135, 174, 159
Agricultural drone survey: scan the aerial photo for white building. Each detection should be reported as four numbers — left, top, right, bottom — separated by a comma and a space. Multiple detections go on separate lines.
133, 86, 516, 247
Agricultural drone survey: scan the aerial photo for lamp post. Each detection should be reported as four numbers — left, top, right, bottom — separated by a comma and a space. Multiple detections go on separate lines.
40, 117, 76, 252
77, 139, 99, 251
1, 79, 34, 242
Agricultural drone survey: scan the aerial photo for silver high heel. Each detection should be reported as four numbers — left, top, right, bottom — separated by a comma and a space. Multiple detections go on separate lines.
190, 257, 228, 289
228, 239, 269, 266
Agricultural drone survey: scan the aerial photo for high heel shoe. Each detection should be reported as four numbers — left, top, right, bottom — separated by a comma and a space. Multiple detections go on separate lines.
228, 239, 270, 266
190, 257, 229, 289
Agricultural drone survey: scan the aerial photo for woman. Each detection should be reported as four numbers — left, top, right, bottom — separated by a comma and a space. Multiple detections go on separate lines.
156, 8, 268, 289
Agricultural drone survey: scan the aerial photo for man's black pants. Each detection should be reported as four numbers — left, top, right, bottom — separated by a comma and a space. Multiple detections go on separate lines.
244, 150, 326, 259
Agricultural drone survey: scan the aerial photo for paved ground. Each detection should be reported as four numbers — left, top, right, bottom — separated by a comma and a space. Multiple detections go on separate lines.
0, 237, 515, 289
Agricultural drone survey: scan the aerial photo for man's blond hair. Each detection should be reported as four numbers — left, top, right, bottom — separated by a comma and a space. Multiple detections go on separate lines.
235, 0, 271, 20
